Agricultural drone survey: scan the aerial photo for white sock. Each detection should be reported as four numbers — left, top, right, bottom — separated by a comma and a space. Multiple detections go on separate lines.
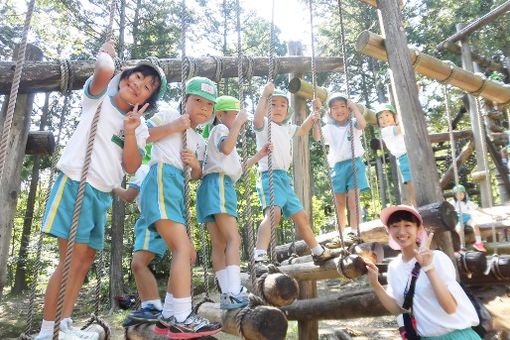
226, 265, 241, 294
173, 296, 192, 322
311, 245, 324, 256
61, 317, 72, 329
254, 249, 267, 258
162, 292, 174, 318
39, 319, 54, 335
475, 235, 482, 243
142, 299, 163, 311
215, 269, 228, 293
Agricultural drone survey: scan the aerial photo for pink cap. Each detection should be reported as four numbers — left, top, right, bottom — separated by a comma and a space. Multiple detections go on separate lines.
380, 205, 427, 250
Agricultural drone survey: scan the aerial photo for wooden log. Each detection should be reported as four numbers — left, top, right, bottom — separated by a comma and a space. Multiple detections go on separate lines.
197, 301, 288, 339
355, 31, 510, 104
428, 130, 473, 144
485, 135, 510, 196
417, 201, 457, 232
125, 323, 167, 340
281, 288, 389, 320
456, 251, 488, 277
440, 141, 475, 189
0, 56, 344, 94
459, 255, 510, 286
257, 270, 300, 307
439, 41, 507, 74
25, 130, 55, 155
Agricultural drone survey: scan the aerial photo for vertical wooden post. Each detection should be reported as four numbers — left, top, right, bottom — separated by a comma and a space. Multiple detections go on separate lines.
376, 1, 455, 259
0, 44, 43, 296
288, 41, 319, 340
457, 23, 491, 207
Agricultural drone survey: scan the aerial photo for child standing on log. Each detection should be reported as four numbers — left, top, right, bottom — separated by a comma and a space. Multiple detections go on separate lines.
376, 103, 416, 206
452, 184, 487, 252
253, 82, 334, 266
141, 76, 222, 338
197, 95, 270, 309
37, 42, 166, 340
313, 93, 369, 243
366, 205, 481, 339
112, 145, 169, 325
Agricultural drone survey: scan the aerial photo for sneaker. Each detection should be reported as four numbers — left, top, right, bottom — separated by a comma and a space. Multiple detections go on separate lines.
128, 303, 161, 323
220, 287, 249, 310
472, 242, 487, 252
325, 237, 342, 249
155, 312, 222, 339
254, 254, 270, 263
312, 247, 336, 265
345, 231, 363, 245
122, 317, 143, 328
60, 319, 99, 340
34, 331, 81, 340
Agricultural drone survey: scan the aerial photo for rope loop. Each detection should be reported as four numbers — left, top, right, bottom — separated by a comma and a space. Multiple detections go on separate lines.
210, 55, 223, 83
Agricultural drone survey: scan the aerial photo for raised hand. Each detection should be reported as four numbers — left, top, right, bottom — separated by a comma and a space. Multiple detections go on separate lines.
99, 40, 116, 59
234, 109, 249, 127
176, 113, 191, 132
181, 149, 199, 169
124, 102, 149, 133
259, 143, 273, 157
312, 98, 322, 111
414, 231, 434, 267
262, 82, 275, 98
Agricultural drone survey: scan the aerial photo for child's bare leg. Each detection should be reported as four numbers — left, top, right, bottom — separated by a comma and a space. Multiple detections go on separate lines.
334, 193, 347, 232
455, 223, 465, 250
255, 207, 282, 252
291, 210, 319, 249
207, 222, 227, 272
347, 189, 361, 231
131, 250, 158, 301
215, 214, 241, 266
406, 182, 416, 207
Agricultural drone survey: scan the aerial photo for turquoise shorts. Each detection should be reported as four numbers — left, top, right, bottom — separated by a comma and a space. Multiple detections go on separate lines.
422, 328, 481, 340
458, 212, 473, 225
256, 170, 303, 218
331, 157, 369, 194
141, 163, 186, 229
398, 154, 412, 183
42, 172, 112, 250
133, 215, 167, 258
196, 173, 238, 223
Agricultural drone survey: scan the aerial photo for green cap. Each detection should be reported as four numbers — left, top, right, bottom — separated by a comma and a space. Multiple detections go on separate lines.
327, 92, 348, 107
453, 184, 466, 193
214, 95, 240, 112
185, 77, 218, 103
375, 103, 396, 116
136, 60, 167, 99
142, 144, 152, 165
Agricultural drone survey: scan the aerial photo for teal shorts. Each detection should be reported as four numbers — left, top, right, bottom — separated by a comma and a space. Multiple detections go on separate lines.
458, 212, 473, 225
133, 215, 167, 258
141, 163, 186, 229
331, 157, 369, 194
42, 172, 112, 250
422, 328, 481, 340
398, 153, 412, 183
256, 170, 303, 218
196, 173, 238, 223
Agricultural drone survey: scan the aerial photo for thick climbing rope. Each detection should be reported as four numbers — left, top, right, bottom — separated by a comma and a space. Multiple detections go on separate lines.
0, 0, 36, 183
307, 0, 346, 249
338, 0, 361, 239
267, 0, 278, 263
474, 96, 498, 255
236, 0, 259, 293
53, 1, 117, 338
443, 84, 466, 249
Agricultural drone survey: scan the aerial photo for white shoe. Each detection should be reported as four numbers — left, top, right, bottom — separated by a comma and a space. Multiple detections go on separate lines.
34, 331, 81, 340
60, 319, 99, 340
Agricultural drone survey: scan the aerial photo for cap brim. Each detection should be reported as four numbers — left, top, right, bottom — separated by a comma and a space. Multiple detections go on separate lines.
380, 205, 423, 226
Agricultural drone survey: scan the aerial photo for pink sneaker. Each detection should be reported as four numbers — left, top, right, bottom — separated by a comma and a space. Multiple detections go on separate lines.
472, 242, 487, 252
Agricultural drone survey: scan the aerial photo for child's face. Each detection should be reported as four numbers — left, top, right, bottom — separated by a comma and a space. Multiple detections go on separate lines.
217, 110, 239, 129
118, 72, 160, 107
329, 99, 349, 123
377, 110, 396, 128
455, 191, 465, 201
271, 96, 289, 124
185, 95, 214, 127
388, 219, 420, 250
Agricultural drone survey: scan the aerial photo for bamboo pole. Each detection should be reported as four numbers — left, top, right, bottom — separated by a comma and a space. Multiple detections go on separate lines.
355, 31, 510, 104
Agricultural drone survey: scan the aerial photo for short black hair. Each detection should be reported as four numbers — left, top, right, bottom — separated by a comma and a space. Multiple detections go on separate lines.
328, 97, 348, 107
119, 65, 162, 111
387, 210, 421, 227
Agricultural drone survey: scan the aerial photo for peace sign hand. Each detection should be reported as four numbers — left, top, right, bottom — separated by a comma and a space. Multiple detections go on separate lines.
124, 103, 149, 133
414, 232, 434, 267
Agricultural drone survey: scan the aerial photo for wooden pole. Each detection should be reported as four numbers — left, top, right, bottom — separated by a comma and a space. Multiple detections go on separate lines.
0, 56, 344, 94
25, 131, 55, 155
438, 41, 507, 74
375, 0, 456, 262
0, 44, 43, 296
439, 140, 475, 189
288, 40, 318, 340
355, 31, 510, 104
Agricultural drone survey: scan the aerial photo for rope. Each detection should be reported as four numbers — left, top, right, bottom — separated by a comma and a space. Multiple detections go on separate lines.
267, 0, 278, 263
236, 0, 258, 294
235, 294, 266, 339
444, 84, 465, 249
53, 1, 117, 338
0, 0, 36, 183
255, 264, 283, 305
474, 97, 498, 255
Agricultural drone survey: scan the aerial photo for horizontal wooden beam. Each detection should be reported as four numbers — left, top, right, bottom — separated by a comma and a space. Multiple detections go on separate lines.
356, 31, 510, 104
428, 130, 473, 143
438, 41, 506, 74
0, 56, 344, 94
